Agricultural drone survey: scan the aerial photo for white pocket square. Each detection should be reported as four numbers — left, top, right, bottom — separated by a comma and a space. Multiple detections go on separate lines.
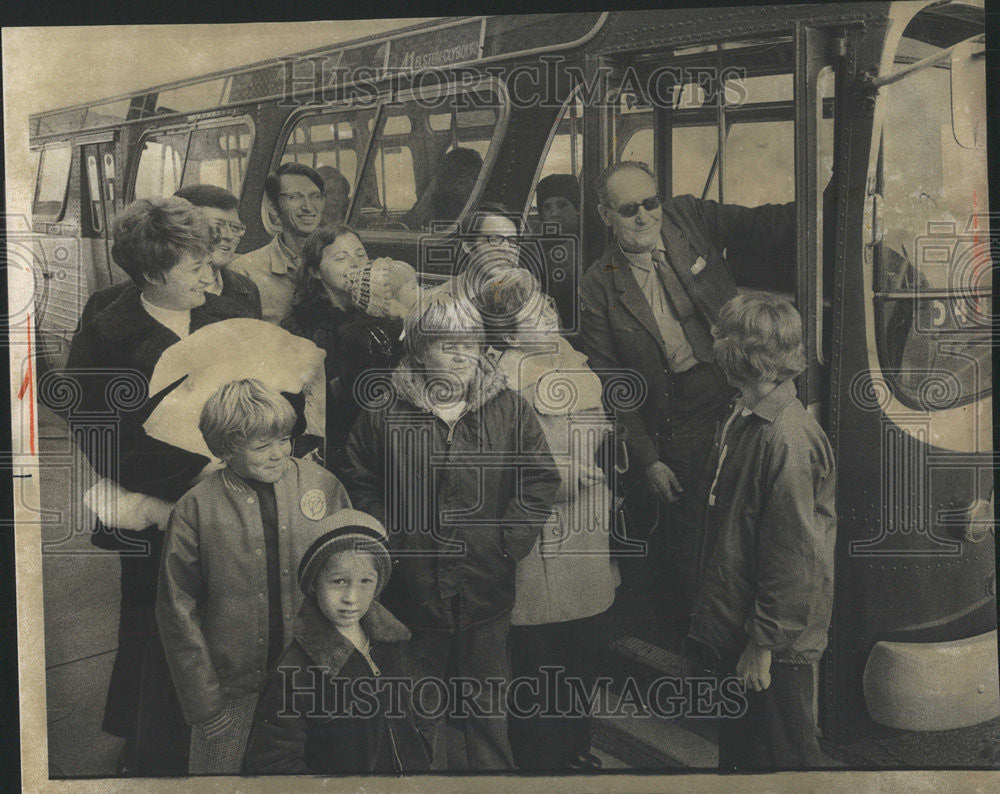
690, 257, 707, 275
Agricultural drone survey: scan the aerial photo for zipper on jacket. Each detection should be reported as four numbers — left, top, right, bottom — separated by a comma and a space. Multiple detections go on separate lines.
387, 719, 403, 773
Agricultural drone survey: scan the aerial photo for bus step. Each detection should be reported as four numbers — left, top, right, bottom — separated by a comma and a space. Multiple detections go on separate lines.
600, 634, 721, 747
592, 689, 718, 770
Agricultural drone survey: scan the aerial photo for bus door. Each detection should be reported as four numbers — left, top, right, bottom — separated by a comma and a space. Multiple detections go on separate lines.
830, 0, 995, 737
79, 134, 120, 291
600, 27, 838, 415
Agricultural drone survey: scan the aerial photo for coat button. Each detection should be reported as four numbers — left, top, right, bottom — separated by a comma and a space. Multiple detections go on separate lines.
247, 496, 255, 504
281, 569, 289, 577
284, 614, 292, 621
257, 637, 264, 645
255, 549, 263, 557
258, 592, 265, 600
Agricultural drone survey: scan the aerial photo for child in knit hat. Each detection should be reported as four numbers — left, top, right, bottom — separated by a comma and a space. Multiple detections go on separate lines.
243, 509, 430, 775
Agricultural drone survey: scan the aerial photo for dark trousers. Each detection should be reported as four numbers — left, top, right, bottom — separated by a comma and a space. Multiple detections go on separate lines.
624, 363, 731, 629
404, 603, 515, 771
718, 661, 826, 771
102, 551, 159, 738
507, 615, 602, 771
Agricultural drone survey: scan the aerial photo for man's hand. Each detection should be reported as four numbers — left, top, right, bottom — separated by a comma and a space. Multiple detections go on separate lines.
736, 639, 772, 692
646, 461, 683, 503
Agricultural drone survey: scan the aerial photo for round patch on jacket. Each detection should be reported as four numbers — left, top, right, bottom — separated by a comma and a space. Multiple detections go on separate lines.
300, 489, 327, 520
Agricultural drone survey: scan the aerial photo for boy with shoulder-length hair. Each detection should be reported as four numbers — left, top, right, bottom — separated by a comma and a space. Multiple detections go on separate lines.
689, 292, 836, 770
156, 378, 351, 775
344, 289, 559, 771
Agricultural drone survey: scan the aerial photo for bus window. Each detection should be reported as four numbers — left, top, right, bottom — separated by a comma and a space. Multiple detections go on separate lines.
721, 121, 794, 205
352, 84, 504, 233
280, 109, 373, 194
673, 126, 718, 199
155, 78, 230, 115
182, 121, 253, 196
33, 144, 72, 219
134, 130, 187, 199
529, 95, 583, 218
873, 33, 991, 410
527, 92, 584, 330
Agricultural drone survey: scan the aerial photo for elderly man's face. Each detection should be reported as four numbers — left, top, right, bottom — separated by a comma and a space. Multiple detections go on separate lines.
599, 168, 663, 253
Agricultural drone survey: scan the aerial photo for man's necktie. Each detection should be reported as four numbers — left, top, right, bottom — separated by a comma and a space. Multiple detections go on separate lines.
652, 249, 715, 362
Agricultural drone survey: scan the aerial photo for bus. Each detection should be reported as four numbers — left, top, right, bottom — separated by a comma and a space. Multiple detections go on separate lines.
27, 1, 994, 757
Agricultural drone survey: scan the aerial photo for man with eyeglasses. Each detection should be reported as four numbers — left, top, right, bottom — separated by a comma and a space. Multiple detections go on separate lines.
79, 186, 262, 326
579, 160, 794, 632
232, 162, 326, 324
173, 185, 261, 319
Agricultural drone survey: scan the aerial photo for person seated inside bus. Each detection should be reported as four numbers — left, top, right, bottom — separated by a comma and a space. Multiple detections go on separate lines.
281, 224, 406, 479
79, 185, 262, 325
689, 292, 836, 771
317, 165, 351, 226
231, 162, 325, 325
535, 174, 582, 331
452, 202, 524, 303
51, 196, 254, 774
398, 147, 482, 231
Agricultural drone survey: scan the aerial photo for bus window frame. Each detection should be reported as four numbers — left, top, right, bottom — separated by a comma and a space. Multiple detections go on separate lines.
349, 75, 510, 243
270, 100, 379, 236
33, 142, 73, 222
128, 113, 256, 203
181, 115, 257, 197
523, 85, 584, 230
858, 1, 990, 449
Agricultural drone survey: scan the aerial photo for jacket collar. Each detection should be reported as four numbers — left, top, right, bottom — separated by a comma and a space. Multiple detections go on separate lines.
294, 597, 411, 676
90, 282, 248, 342
390, 354, 506, 415
743, 379, 798, 423
266, 235, 301, 276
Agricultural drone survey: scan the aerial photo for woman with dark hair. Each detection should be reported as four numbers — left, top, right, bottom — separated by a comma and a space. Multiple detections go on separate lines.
282, 224, 412, 475
54, 196, 255, 773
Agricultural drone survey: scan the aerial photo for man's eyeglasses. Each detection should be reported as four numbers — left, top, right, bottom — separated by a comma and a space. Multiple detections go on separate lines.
483, 234, 520, 249
607, 195, 662, 218
209, 219, 246, 236
279, 191, 325, 205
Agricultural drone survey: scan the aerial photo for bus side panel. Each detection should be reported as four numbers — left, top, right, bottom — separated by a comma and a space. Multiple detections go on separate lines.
824, 18, 996, 740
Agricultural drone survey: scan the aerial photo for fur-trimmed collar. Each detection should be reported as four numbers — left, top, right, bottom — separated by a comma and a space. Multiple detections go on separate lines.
390, 355, 506, 415
294, 597, 411, 677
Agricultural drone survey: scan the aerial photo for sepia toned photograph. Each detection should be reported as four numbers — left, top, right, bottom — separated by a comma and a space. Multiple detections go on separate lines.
3, 2, 997, 789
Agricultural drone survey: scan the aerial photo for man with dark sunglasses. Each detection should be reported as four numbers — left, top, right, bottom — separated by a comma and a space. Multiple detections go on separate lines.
579, 160, 794, 633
